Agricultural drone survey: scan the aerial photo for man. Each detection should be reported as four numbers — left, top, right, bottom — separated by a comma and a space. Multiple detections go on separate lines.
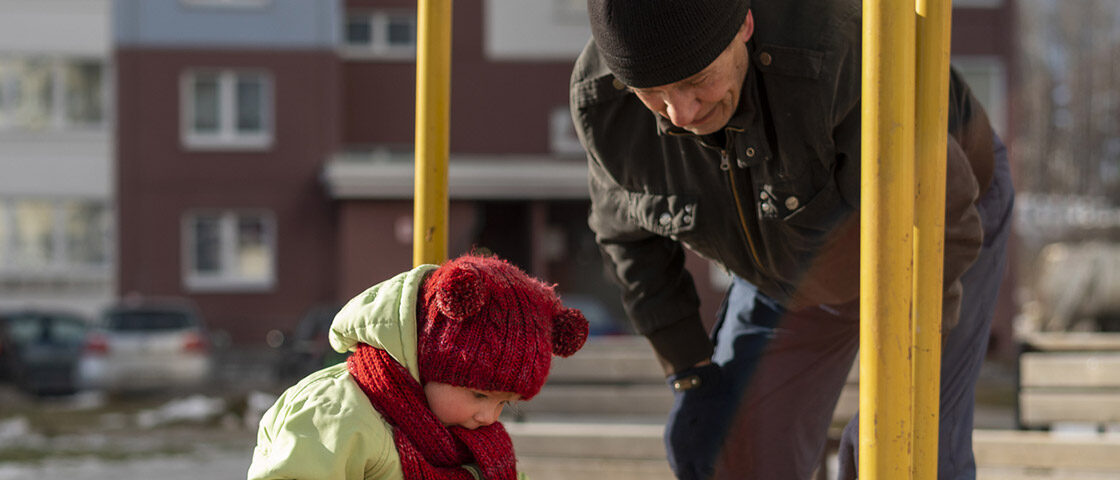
569, 0, 1014, 478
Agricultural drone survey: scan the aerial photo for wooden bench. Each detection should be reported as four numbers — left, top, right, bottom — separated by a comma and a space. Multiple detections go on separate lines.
518, 335, 859, 422
509, 335, 858, 480
512, 335, 1120, 478
1016, 332, 1120, 430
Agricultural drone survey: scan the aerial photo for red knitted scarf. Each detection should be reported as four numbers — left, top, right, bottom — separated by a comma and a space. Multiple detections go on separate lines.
346, 343, 518, 480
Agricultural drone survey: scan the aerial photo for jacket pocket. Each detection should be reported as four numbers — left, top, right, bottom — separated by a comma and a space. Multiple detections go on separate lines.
763, 178, 851, 271
780, 178, 846, 232
623, 191, 701, 238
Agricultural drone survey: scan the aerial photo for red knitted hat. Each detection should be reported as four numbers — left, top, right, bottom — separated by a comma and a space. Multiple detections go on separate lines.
417, 254, 589, 400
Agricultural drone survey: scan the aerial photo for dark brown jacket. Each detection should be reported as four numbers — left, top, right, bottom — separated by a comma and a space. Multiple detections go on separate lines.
569, 0, 993, 373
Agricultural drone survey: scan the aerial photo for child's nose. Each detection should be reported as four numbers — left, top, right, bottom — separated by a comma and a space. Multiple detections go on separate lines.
474, 404, 503, 426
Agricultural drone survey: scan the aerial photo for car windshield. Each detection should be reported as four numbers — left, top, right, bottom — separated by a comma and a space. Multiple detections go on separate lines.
106, 310, 195, 331
7, 314, 87, 345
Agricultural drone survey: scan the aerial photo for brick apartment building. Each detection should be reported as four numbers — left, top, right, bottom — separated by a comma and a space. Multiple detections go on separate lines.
112, 0, 1018, 350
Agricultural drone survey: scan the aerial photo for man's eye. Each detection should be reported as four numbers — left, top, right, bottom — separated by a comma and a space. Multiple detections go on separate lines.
473, 392, 488, 399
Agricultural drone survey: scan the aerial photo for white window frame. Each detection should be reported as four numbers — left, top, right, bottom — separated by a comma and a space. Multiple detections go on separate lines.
341, 10, 418, 60
181, 209, 277, 292
180, 69, 274, 151
952, 55, 1008, 139
0, 198, 112, 281
179, 0, 272, 8
952, 0, 1003, 8
549, 107, 584, 155
0, 57, 109, 132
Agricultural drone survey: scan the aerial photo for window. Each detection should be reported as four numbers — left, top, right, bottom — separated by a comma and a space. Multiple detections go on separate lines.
344, 11, 417, 59
0, 57, 105, 131
10, 200, 55, 269
183, 210, 276, 291
550, 107, 584, 155
953, 0, 1003, 7
952, 56, 1007, 138
181, 70, 273, 150
0, 198, 112, 277
179, 0, 272, 8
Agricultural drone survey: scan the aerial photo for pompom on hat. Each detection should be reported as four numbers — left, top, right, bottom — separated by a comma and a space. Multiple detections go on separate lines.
417, 254, 589, 400
587, 0, 751, 88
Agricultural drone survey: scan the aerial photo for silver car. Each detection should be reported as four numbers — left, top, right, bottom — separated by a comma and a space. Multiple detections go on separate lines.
78, 298, 213, 392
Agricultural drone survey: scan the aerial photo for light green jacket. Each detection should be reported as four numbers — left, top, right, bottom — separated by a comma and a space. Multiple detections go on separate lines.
248, 264, 481, 480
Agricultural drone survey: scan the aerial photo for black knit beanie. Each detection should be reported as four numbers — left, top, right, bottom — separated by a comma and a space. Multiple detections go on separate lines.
587, 0, 751, 89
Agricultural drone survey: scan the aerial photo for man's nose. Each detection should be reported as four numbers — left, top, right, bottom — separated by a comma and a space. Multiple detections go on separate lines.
664, 89, 702, 127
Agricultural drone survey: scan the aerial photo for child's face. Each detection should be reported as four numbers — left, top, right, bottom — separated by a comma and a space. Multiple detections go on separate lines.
423, 382, 521, 430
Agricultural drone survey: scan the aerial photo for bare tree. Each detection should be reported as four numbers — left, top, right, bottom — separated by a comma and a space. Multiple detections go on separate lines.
1014, 0, 1120, 200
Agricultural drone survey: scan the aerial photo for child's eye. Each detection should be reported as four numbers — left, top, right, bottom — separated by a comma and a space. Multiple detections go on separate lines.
472, 391, 488, 400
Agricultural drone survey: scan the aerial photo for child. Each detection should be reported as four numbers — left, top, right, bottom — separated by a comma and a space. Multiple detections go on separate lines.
248, 254, 589, 480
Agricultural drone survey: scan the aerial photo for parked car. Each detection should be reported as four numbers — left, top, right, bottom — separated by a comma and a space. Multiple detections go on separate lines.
78, 298, 213, 392
0, 309, 89, 395
272, 303, 346, 384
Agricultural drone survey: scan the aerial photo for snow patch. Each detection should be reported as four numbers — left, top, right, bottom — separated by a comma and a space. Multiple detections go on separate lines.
136, 395, 226, 429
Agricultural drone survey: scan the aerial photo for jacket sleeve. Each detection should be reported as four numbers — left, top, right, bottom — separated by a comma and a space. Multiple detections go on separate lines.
247, 373, 395, 480
940, 137, 983, 332
587, 159, 714, 375
831, 65, 985, 335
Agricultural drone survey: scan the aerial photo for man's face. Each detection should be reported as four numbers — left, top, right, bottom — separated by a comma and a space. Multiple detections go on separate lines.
630, 12, 753, 136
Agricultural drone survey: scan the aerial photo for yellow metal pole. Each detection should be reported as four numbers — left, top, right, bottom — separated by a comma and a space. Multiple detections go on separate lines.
861, 0, 916, 477
913, 0, 952, 477
413, 0, 452, 266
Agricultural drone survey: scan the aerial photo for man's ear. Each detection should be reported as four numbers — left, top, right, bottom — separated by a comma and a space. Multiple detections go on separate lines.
739, 9, 755, 42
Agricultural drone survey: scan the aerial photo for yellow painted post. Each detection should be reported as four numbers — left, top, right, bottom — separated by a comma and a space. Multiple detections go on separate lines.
413, 0, 453, 266
861, 0, 916, 477
913, 0, 952, 477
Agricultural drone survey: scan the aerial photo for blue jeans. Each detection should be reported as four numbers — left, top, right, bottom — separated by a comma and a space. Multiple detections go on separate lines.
665, 137, 1015, 480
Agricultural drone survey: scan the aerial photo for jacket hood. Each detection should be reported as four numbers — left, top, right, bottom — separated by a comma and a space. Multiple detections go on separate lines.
328, 264, 438, 382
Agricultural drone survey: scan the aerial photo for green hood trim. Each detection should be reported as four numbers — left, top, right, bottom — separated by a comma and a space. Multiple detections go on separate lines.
328, 264, 438, 382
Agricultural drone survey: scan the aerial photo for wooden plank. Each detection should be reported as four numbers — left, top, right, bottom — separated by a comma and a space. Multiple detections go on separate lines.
832, 384, 859, 427
973, 429, 1120, 470
507, 422, 665, 459
548, 351, 663, 384
518, 384, 673, 416
1019, 391, 1120, 427
1019, 332, 1120, 352
517, 456, 675, 480
978, 467, 1120, 479
548, 336, 663, 384
1021, 352, 1120, 388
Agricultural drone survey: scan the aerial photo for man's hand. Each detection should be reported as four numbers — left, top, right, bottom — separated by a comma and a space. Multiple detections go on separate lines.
664, 362, 734, 480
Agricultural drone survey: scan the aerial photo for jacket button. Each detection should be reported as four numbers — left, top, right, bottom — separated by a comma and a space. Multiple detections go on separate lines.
760, 191, 770, 201
759, 52, 772, 66
612, 78, 626, 90
761, 203, 775, 214
682, 215, 692, 224
745, 147, 756, 157
659, 212, 673, 226
786, 196, 800, 210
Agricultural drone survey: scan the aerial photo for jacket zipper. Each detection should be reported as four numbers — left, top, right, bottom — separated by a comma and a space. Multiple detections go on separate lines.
720, 148, 769, 278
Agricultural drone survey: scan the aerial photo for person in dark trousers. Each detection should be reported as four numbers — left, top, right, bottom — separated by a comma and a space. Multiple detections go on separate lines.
569, 0, 1014, 478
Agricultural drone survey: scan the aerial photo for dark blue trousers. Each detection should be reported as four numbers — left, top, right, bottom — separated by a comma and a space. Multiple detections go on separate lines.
665, 137, 1015, 479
